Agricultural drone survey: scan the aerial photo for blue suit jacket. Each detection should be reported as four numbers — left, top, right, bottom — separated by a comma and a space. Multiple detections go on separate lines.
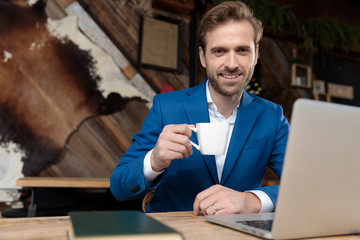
110, 79, 289, 212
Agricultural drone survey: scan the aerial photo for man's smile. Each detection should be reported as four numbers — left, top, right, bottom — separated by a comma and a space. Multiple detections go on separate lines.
221, 74, 240, 79
219, 73, 243, 83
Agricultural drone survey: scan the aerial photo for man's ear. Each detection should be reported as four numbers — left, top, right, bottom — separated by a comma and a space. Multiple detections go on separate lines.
199, 47, 206, 68
254, 44, 259, 65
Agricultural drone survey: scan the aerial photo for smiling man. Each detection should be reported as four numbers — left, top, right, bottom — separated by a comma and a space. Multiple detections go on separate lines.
110, 1, 290, 215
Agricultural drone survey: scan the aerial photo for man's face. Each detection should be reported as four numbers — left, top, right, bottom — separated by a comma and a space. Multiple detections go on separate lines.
199, 20, 258, 98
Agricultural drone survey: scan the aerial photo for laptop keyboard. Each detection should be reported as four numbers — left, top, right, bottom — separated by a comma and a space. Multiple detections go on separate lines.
236, 220, 273, 231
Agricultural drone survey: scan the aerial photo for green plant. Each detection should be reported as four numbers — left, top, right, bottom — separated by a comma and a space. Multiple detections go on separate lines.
212, 0, 360, 55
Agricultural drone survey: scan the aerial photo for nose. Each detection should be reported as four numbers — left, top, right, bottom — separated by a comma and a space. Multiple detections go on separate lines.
225, 51, 239, 70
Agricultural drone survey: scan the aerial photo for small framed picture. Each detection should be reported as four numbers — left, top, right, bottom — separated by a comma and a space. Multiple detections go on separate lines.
138, 16, 184, 73
291, 63, 312, 88
312, 80, 331, 102
313, 80, 326, 94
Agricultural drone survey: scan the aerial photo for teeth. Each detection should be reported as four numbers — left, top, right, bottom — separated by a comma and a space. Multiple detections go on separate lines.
222, 74, 238, 79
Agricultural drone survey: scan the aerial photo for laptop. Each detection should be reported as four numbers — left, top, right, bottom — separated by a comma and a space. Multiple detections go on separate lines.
206, 99, 360, 239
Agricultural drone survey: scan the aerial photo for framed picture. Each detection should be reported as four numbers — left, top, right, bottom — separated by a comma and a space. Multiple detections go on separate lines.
138, 15, 184, 73
291, 63, 312, 88
327, 83, 354, 100
313, 80, 326, 94
312, 80, 331, 102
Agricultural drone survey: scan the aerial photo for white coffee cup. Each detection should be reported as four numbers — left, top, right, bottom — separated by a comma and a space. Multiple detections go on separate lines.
189, 122, 229, 155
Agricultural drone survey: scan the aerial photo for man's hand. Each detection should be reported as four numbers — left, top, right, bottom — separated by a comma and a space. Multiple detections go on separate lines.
193, 185, 261, 215
150, 124, 194, 172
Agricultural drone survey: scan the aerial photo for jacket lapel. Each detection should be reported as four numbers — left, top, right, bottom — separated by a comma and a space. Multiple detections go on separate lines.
183, 79, 219, 184
220, 92, 261, 184
183, 79, 209, 125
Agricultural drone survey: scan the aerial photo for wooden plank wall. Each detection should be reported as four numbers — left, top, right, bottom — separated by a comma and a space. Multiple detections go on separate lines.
39, 99, 149, 177
33, 0, 160, 178
73, 0, 189, 92
33, 0, 192, 178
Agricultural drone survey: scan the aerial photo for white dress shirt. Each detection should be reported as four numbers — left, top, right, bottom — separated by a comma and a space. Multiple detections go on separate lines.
143, 80, 274, 212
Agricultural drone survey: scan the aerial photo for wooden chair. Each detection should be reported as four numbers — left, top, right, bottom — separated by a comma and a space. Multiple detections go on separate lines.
142, 189, 156, 212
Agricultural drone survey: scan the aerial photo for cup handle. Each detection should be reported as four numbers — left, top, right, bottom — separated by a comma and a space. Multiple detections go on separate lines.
189, 127, 200, 150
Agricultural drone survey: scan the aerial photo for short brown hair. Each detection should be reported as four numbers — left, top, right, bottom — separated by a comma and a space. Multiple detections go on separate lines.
198, 1, 263, 51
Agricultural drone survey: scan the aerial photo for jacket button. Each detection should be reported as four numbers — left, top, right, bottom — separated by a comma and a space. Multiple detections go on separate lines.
131, 185, 140, 193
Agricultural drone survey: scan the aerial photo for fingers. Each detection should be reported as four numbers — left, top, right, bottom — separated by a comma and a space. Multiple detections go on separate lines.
165, 124, 193, 138
159, 124, 193, 158
151, 124, 194, 172
187, 124, 196, 133
193, 185, 221, 215
193, 185, 261, 216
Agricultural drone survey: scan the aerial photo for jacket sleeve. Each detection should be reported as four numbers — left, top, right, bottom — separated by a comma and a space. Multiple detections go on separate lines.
110, 95, 164, 201
254, 104, 290, 205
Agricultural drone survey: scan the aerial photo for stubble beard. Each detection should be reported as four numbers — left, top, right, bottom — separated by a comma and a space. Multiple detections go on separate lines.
207, 66, 255, 98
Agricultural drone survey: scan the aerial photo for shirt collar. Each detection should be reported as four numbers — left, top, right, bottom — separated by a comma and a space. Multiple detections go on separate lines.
206, 80, 239, 123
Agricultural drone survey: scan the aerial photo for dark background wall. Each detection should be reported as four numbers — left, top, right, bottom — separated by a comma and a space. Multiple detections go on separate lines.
313, 53, 360, 106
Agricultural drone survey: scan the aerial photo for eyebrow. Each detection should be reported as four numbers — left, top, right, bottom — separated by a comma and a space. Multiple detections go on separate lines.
209, 46, 226, 51
209, 45, 253, 52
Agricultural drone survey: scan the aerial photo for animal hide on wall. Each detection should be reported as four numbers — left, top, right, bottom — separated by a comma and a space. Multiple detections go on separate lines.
0, 0, 142, 181
0, 0, 105, 176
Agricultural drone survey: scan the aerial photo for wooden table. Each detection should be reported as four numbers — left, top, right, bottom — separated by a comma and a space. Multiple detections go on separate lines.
2, 177, 110, 217
1, 211, 359, 240
19, 177, 110, 217
15, 177, 110, 188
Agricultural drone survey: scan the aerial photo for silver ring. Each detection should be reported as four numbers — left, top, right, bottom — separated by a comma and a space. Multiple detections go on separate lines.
212, 204, 217, 212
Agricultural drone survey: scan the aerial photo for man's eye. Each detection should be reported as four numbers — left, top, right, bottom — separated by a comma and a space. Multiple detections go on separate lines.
238, 48, 250, 54
212, 49, 224, 55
